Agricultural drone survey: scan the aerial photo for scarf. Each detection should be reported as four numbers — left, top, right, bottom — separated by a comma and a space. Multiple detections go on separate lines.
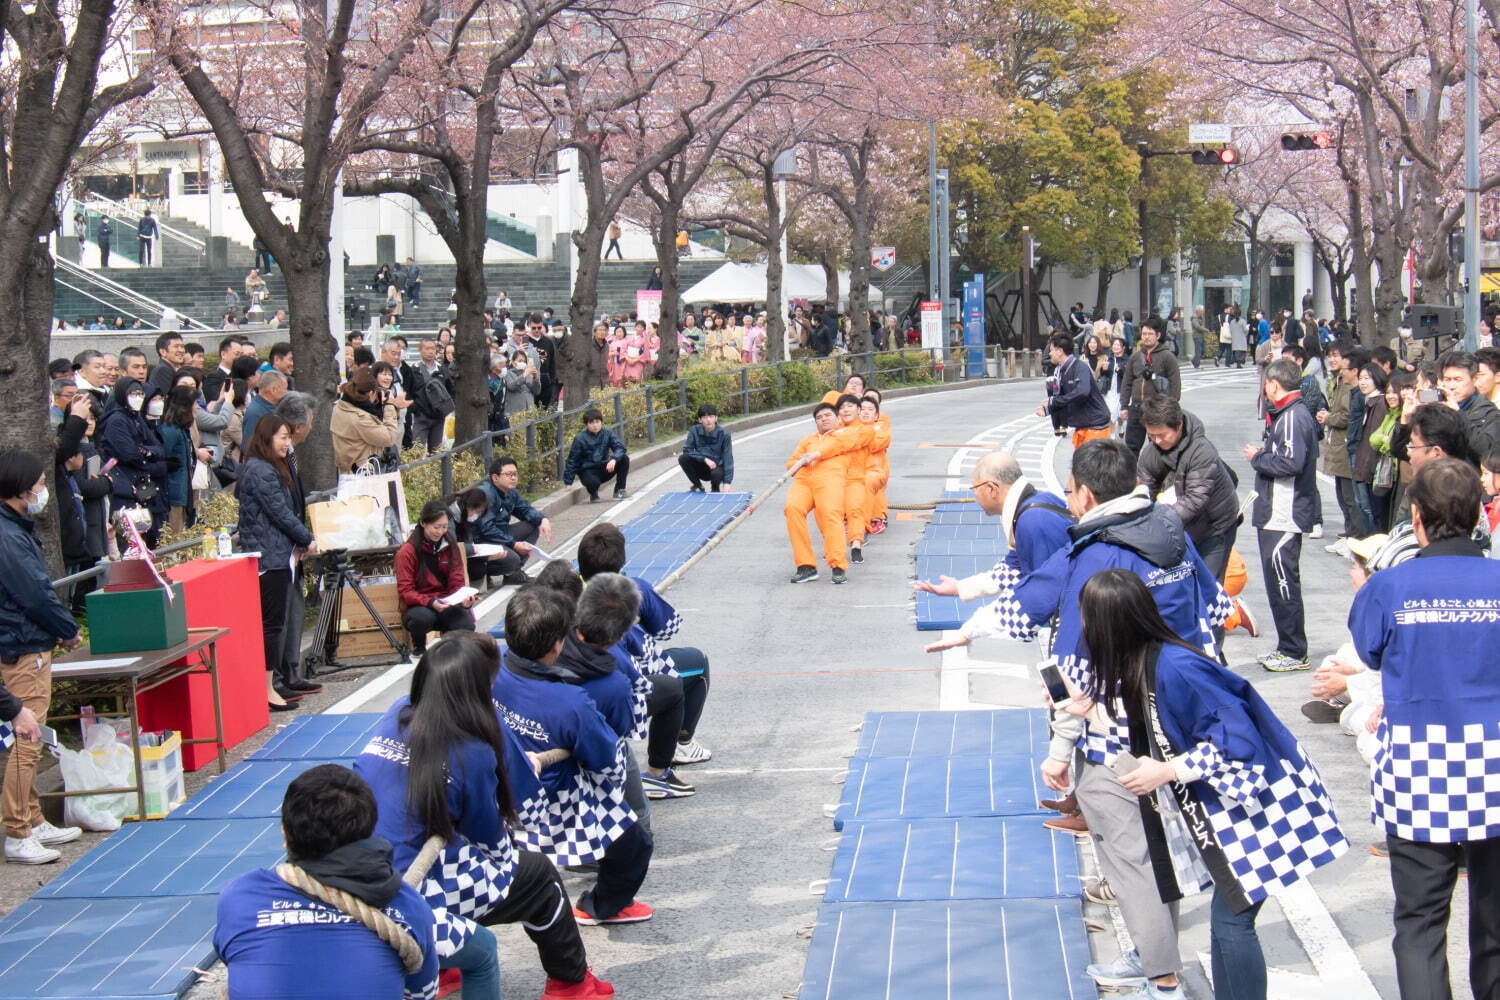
293, 836, 403, 907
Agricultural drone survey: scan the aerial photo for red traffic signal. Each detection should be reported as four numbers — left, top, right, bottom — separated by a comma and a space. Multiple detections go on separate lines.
1281, 132, 1333, 151
1191, 147, 1239, 165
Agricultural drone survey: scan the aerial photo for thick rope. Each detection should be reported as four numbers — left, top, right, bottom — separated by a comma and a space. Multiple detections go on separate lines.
275, 863, 425, 974
887, 497, 978, 511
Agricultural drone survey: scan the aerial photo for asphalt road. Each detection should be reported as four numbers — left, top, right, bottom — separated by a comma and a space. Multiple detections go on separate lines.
170, 369, 1462, 999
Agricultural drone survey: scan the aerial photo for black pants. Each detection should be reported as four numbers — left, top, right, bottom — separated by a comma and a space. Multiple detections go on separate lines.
471, 520, 539, 582
678, 455, 724, 491
578, 818, 652, 921
259, 569, 293, 681
1124, 405, 1146, 454
1333, 476, 1360, 538
1256, 528, 1306, 660
605, 238, 623, 260
99, 241, 110, 267
578, 455, 629, 498
255, 249, 274, 272
402, 604, 475, 651
478, 849, 589, 983
644, 650, 711, 769
279, 565, 306, 686
138, 237, 152, 265
1388, 834, 1500, 1000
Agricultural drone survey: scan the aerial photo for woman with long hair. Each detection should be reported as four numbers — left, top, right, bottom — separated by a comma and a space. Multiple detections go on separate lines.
1352, 362, 1391, 534
1067, 569, 1346, 1000
395, 499, 476, 654
237, 416, 315, 711
354, 631, 610, 1000
157, 384, 207, 531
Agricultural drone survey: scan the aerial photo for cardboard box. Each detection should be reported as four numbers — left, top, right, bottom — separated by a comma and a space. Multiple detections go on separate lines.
336, 627, 406, 661
338, 576, 402, 631
85, 582, 188, 653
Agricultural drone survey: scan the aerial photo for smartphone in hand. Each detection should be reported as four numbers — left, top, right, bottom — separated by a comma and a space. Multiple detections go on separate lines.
1039, 663, 1073, 710
1109, 751, 1141, 778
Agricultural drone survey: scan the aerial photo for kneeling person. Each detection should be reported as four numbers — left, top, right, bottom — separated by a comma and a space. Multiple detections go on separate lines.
564, 409, 629, 502
395, 500, 476, 655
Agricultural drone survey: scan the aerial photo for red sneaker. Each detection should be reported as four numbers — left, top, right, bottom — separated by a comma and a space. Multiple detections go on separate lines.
437, 968, 462, 997
541, 969, 615, 999
573, 900, 654, 926
867, 518, 887, 535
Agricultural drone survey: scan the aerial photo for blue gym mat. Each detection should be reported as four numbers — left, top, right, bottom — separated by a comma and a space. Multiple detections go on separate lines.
249, 712, 383, 761
167, 759, 354, 821
831, 754, 1045, 830
797, 898, 1092, 1000
854, 709, 1050, 760
823, 817, 1079, 902
34, 818, 283, 900
0, 895, 218, 1000
616, 491, 750, 586
913, 591, 979, 632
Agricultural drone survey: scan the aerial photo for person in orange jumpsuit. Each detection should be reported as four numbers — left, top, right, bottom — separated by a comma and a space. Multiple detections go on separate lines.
861, 391, 891, 535
836, 395, 876, 563
785, 401, 862, 584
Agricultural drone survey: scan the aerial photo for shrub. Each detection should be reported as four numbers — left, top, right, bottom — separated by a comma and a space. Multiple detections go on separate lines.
152, 490, 241, 568
400, 446, 486, 515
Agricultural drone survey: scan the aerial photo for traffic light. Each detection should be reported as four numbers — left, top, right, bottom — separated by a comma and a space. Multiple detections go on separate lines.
1191, 147, 1239, 166
1281, 132, 1333, 151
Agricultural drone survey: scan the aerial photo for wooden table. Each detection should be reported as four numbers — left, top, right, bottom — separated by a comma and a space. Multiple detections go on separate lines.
46, 628, 230, 821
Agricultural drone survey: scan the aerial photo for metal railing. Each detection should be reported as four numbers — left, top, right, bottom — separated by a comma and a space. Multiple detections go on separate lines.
76, 196, 207, 254
54, 258, 213, 331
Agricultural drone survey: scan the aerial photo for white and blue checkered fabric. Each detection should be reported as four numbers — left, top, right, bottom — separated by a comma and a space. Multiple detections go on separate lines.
1179, 741, 1268, 805
989, 561, 1021, 592
633, 634, 677, 678
511, 742, 636, 868
0, 722, 12, 751
654, 611, 683, 643
1371, 720, 1500, 842
1201, 751, 1348, 904
628, 673, 652, 741
420, 839, 518, 957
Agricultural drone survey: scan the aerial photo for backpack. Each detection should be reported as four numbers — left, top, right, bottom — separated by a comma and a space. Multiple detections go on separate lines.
415, 370, 454, 417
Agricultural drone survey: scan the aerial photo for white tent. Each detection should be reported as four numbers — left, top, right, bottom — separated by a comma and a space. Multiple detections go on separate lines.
680, 261, 882, 308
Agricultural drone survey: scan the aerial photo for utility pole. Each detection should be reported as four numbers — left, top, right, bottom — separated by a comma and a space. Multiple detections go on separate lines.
1137, 141, 1150, 321
1465, 0, 1481, 350
928, 123, 939, 306
936, 168, 951, 336
1020, 226, 1038, 351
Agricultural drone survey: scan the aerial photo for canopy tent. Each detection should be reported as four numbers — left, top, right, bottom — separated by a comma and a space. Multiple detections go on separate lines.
680, 261, 883, 308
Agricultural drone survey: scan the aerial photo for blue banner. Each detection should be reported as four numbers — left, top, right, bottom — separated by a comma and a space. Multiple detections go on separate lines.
963, 275, 986, 377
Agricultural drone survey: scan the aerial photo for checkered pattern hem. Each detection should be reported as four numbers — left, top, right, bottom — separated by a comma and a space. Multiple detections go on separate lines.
1059, 655, 1130, 766
1202, 751, 1348, 905
1179, 741, 1269, 808
993, 593, 1042, 643
990, 562, 1021, 591
628, 673, 652, 741
652, 611, 684, 642
420, 838, 519, 957
511, 744, 637, 867
1207, 584, 1234, 629
0, 722, 11, 751
634, 634, 678, 678
1371, 720, 1500, 843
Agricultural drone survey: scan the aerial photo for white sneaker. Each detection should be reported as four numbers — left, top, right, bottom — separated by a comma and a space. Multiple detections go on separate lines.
5, 836, 60, 865
673, 738, 713, 765
1310, 523, 1324, 539
32, 820, 81, 846
1325, 538, 1350, 556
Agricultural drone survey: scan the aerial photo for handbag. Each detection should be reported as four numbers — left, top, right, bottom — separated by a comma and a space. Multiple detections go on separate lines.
131, 478, 159, 504
191, 460, 211, 491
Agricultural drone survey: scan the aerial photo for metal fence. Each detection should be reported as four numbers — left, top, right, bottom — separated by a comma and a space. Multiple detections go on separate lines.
50, 344, 1041, 592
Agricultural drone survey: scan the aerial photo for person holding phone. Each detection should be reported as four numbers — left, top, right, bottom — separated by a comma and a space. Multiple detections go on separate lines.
1065, 569, 1346, 1000
0, 450, 84, 865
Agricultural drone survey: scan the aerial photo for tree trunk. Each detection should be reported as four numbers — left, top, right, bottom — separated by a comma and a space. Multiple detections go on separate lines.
562, 221, 608, 409
763, 167, 788, 362
847, 190, 873, 363
278, 236, 338, 490
451, 230, 490, 444
651, 203, 682, 379
1093, 269, 1112, 316
820, 253, 838, 315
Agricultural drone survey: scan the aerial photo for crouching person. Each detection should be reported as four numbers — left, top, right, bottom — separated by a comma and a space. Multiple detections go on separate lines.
213, 764, 439, 1000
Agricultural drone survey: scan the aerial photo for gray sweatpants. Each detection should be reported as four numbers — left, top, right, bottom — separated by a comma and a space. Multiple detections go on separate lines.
1074, 751, 1183, 978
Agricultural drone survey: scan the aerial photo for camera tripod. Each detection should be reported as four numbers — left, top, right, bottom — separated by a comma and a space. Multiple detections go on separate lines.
304, 549, 409, 677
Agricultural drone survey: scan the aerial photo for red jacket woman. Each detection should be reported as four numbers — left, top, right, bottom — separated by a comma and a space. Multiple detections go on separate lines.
395, 499, 476, 653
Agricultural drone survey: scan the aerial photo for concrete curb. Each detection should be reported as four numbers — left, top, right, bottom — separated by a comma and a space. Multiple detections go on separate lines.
524, 375, 1028, 519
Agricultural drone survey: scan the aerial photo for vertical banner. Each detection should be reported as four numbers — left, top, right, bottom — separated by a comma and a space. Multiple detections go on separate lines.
636, 289, 662, 325
920, 301, 943, 350
963, 275, 986, 377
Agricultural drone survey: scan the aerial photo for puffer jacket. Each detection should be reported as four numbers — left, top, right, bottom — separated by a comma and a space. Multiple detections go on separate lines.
236, 456, 312, 572
330, 397, 401, 474
562, 427, 627, 485
473, 480, 544, 547
1136, 410, 1239, 544
0, 504, 79, 662
1321, 377, 1352, 479
97, 378, 169, 516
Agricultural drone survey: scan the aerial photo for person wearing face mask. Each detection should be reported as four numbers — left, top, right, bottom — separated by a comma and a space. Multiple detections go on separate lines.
98, 378, 171, 544
502, 351, 539, 420
0, 450, 84, 864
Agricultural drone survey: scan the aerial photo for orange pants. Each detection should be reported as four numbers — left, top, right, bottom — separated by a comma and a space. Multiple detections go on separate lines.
865, 469, 888, 524
1071, 426, 1112, 448
845, 479, 868, 545
1221, 549, 1251, 632
786, 479, 847, 569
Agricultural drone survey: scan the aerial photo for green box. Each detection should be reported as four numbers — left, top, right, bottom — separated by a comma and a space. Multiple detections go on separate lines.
84, 583, 188, 654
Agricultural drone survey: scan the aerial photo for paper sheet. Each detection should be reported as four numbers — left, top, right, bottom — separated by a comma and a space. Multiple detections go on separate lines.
59, 657, 141, 671
441, 586, 479, 605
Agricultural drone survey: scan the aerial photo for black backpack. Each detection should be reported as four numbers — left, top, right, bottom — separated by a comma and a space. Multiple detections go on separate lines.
415, 371, 455, 418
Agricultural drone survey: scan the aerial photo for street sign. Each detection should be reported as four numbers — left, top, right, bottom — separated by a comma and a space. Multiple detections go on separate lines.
871, 246, 896, 272
920, 301, 942, 350
636, 289, 661, 325
1188, 123, 1233, 145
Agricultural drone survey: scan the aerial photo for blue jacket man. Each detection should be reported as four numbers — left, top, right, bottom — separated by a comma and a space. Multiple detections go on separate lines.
468, 457, 549, 585
679, 405, 733, 492
563, 410, 629, 501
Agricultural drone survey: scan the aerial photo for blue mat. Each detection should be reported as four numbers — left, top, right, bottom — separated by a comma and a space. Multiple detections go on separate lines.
831, 755, 1045, 830
616, 491, 750, 586
798, 898, 1092, 1000
854, 709, 1049, 760
913, 537, 1007, 558
913, 591, 981, 631
167, 759, 354, 821
0, 896, 217, 999
249, 713, 383, 761
824, 817, 1079, 902
34, 819, 283, 899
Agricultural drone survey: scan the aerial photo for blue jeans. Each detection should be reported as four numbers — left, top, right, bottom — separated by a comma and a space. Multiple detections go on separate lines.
1353, 481, 1389, 536
1210, 884, 1266, 1000
443, 923, 502, 1000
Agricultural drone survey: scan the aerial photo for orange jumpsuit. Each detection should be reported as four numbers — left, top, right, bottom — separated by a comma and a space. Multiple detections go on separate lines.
840, 421, 875, 545
785, 425, 861, 569
863, 414, 891, 527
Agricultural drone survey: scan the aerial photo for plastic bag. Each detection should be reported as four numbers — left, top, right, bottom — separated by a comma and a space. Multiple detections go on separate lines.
55, 724, 135, 832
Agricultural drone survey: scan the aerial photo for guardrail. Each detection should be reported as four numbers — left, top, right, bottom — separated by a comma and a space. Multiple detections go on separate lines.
54, 258, 214, 331
76, 196, 207, 254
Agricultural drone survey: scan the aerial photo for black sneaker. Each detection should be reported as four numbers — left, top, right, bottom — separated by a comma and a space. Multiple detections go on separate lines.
613, 488, 628, 500
849, 546, 864, 564
689, 483, 705, 493
790, 566, 818, 584
502, 571, 530, 587
1300, 700, 1341, 724
586, 491, 600, 503
832, 568, 847, 584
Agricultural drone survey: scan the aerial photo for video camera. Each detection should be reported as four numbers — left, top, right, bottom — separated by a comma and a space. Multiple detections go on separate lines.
1404, 304, 1463, 341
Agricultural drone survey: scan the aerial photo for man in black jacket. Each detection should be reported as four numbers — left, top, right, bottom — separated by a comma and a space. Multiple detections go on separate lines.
1438, 350, 1500, 458
1138, 396, 1239, 580
1119, 315, 1182, 454
1036, 334, 1111, 446
564, 409, 629, 501
408, 337, 453, 453
1246, 358, 1321, 672
148, 331, 184, 398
